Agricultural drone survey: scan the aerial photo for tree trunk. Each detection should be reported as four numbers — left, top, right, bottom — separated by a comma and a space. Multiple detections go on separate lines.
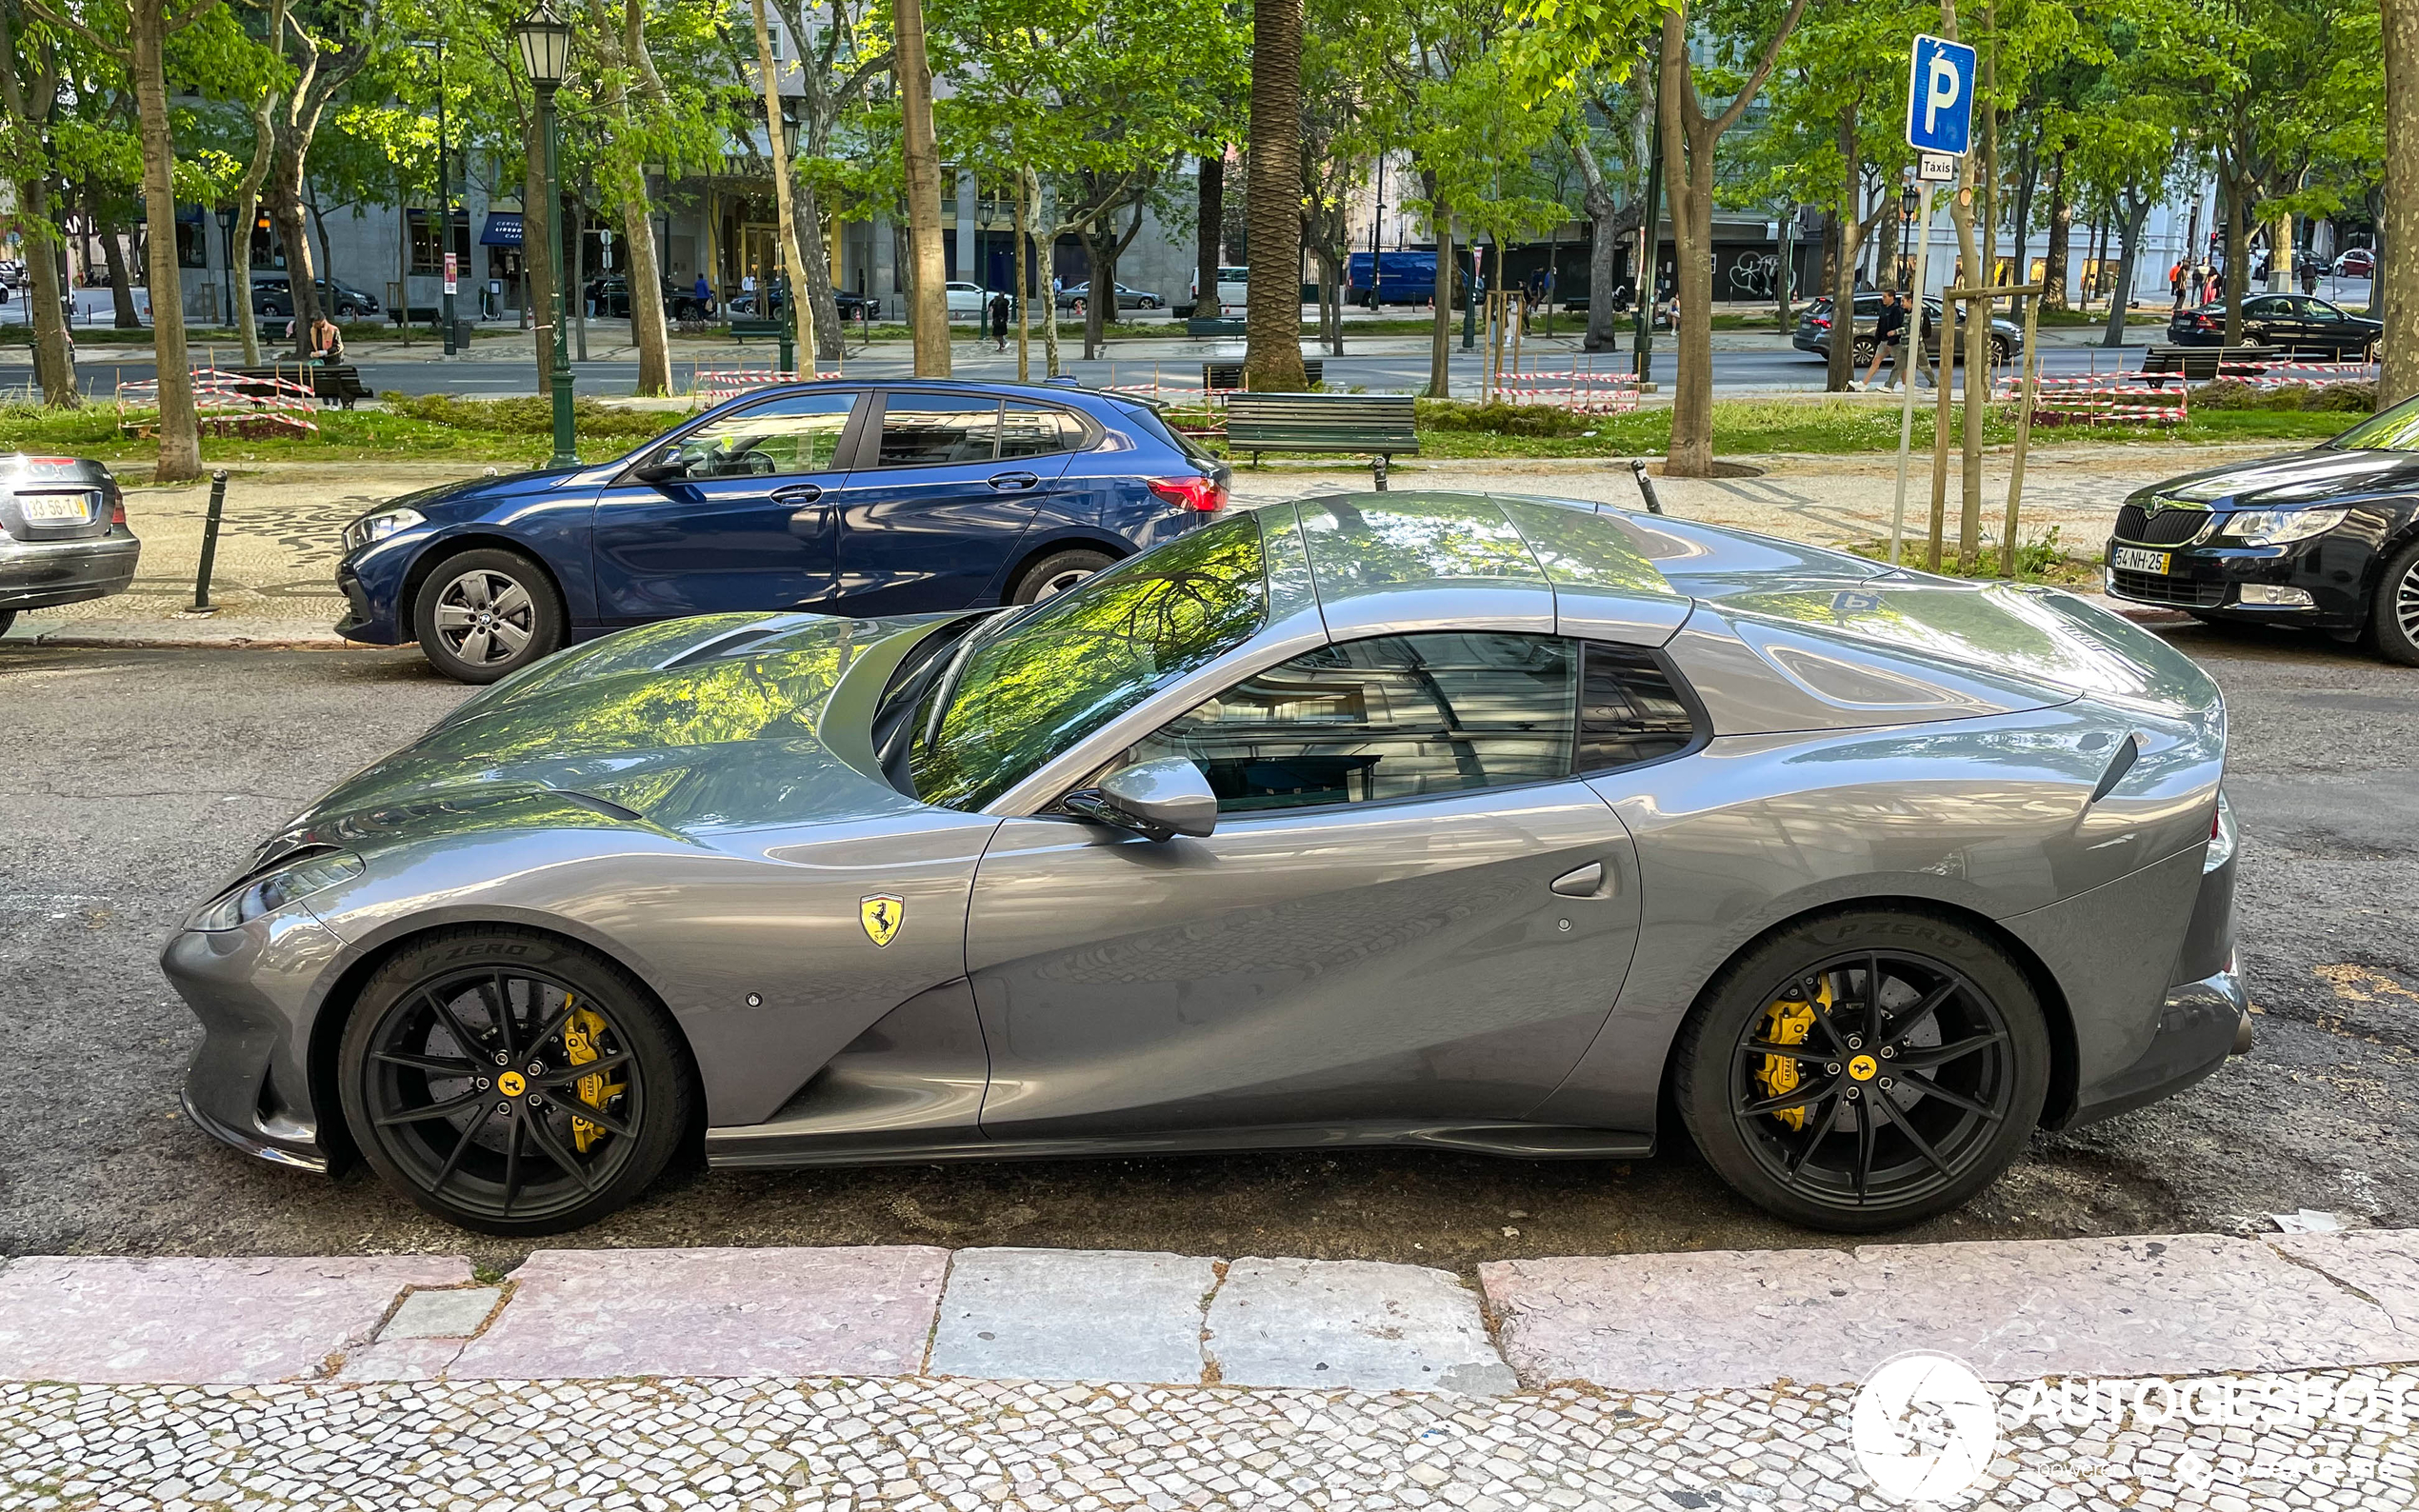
523, 107, 556, 392
25, 183, 74, 405
131, 0, 198, 480
266, 139, 323, 357
1826, 103, 1858, 392
99, 218, 139, 328
1659, 12, 1713, 476
1080, 224, 1108, 360
2104, 193, 2151, 348
1195, 152, 1223, 314
1244, 0, 1306, 388
2268, 210, 2291, 291
749, 0, 815, 372
1585, 196, 1619, 350
1958, 4, 1996, 576
2385, 0, 2419, 405
1427, 179, 1452, 397
1875, 193, 1902, 292
232, 102, 273, 366
616, 175, 672, 392
1013, 169, 1031, 382
2043, 150, 2071, 309
1022, 166, 1061, 377
2222, 170, 2248, 346
893, 0, 949, 376
571, 197, 590, 362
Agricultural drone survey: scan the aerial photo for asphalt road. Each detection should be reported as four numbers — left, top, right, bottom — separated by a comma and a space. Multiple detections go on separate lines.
40, 335, 2172, 402
2, 629, 2413, 1269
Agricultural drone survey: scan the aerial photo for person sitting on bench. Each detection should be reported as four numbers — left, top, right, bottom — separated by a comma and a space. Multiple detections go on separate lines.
308, 314, 344, 364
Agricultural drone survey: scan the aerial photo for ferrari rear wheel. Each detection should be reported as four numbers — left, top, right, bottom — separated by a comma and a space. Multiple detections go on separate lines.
1674, 910, 2049, 1232
339, 926, 693, 1236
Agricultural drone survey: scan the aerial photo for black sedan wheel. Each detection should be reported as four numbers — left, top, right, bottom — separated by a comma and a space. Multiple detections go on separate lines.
412, 547, 565, 684
1675, 910, 2049, 1231
2376, 538, 2419, 666
339, 927, 693, 1235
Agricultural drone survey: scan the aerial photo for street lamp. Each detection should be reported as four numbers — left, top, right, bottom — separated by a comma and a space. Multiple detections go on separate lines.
776, 101, 802, 375
515, 0, 577, 467
408, 38, 457, 356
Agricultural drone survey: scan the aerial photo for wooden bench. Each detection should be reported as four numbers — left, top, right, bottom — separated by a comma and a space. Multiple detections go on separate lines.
1225, 392, 1419, 489
1203, 360, 1324, 392
730, 317, 786, 343
2143, 344, 2279, 382
230, 363, 371, 409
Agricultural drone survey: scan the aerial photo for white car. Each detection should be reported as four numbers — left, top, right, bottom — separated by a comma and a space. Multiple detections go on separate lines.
1189, 265, 1249, 315
946, 281, 992, 321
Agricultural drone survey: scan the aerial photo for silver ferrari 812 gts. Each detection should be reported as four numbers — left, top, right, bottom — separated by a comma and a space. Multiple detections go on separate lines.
166, 491, 2246, 1235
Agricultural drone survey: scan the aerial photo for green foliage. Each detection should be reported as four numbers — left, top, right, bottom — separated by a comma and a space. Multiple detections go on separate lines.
2189, 379, 2376, 413
1415, 399, 1598, 436
380, 391, 671, 438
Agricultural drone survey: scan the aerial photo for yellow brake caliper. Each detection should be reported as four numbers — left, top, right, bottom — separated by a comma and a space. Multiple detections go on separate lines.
560, 997, 627, 1154
1756, 978, 1831, 1131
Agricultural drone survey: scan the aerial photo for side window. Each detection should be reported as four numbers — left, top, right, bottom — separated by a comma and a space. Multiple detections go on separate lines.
999, 402, 1084, 459
1576, 643, 1698, 772
655, 390, 856, 479
2245, 295, 2289, 319
877, 394, 1000, 466
1123, 632, 1578, 814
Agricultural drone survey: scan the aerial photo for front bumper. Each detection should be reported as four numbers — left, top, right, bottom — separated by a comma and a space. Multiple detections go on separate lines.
333, 555, 406, 645
2103, 532, 2371, 628
163, 912, 350, 1174
0, 527, 139, 610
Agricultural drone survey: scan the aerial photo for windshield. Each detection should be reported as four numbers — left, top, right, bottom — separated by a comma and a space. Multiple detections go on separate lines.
910, 512, 1269, 810
2329, 392, 2419, 452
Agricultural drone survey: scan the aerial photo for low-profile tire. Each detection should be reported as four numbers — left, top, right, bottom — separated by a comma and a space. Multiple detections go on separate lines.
338, 925, 695, 1236
1010, 547, 1116, 605
1672, 907, 2050, 1233
412, 547, 566, 684
2373, 537, 2419, 666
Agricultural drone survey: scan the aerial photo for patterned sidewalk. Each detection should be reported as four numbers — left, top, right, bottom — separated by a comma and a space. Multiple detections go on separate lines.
6, 1366, 2416, 1511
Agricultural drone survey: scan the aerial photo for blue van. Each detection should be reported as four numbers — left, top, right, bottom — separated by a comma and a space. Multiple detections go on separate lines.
1347, 250, 1439, 308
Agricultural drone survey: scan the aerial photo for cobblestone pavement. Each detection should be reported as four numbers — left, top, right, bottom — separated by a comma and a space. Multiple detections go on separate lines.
5, 1367, 2416, 1512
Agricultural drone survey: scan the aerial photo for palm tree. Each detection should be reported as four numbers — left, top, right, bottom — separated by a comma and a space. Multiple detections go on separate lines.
1244, 0, 1308, 389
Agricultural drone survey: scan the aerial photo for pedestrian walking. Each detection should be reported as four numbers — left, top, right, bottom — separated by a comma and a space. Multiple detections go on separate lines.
692, 272, 711, 316
989, 290, 1010, 351
1850, 288, 1909, 390
2169, 260, 2187, 310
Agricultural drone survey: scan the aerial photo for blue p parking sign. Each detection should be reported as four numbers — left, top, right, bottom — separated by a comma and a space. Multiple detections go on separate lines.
1906, 34, 1977, 157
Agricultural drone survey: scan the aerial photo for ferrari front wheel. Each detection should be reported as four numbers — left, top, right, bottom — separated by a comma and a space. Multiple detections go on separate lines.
338, 925, 693, 1236
1673, 909, 2049, 1232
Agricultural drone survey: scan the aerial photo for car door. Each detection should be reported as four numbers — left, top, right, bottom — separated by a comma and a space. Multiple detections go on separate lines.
825, 391, 1081, 616
2294, 296, 2364, 357
965, 630, 1645, 1141
588, 388, 863, 625
2241, 294, 2294, 349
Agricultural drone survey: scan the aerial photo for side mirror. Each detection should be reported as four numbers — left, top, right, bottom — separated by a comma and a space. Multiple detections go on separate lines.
1062, 757, 1217, 842
631, 457, 690, 485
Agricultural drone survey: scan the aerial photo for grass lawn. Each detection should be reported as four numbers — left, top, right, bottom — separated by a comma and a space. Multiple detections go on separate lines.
0, 392, 672, 468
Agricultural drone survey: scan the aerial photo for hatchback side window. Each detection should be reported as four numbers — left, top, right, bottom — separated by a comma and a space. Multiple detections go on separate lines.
877, 394, 1001, 466
999, 401, 1085, 459
1121, 631, 1579, 813
652, 390, 856, 479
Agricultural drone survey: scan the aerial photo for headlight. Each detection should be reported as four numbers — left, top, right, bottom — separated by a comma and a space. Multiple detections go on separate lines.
343, 507, 426, 552
190, 850, 365, 931
2218, 507, 2347, 546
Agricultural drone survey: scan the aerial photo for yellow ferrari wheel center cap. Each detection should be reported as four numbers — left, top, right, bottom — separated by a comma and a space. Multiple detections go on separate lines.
497, 1070, 528, 1097
1847, 1054, 1879, 1083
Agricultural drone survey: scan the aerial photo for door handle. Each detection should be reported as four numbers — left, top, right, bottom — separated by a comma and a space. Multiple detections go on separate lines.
989, 471, 1040, 491
1550, 862, 1611, 898
770, 483, 824, 505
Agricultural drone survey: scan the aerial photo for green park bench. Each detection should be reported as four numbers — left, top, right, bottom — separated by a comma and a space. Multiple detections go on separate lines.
1203, 360, 1324, 392
1224, 391, 1419, 489
730, 317, 786, 343
2142, 344, 2280, 382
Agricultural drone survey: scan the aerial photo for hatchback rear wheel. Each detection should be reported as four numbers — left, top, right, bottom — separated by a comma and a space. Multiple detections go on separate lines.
1674, 909, 2049, 1231
1011, 547, 1116, 605
338, 926, 693, 1235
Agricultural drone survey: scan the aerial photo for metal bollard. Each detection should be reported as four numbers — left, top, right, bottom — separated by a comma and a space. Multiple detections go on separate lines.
1629, 458, 1665, 515
190, 469, 229, 613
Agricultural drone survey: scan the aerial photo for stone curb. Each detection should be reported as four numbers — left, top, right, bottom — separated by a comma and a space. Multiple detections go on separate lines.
4, 1230, 2416, 1395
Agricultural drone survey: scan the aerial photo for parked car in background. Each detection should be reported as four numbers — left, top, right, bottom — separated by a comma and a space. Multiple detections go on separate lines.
1187, 265, 1249, 315
1057, 281, 1162, 312
719, 287, 882, 322
584, 275, 705, 321
2103, 392, 2419, 663
1792, 293, 2023, 366
0, 455, 137, 639
252, 276, 382, 319
332, 379, 1232, 683
2166, 294, 2379, 358
945, 281, 994, 321
2335, 248, 2376, 278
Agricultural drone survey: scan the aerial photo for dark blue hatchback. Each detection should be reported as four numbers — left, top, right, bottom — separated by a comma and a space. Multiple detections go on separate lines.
335, 379, 1231, 682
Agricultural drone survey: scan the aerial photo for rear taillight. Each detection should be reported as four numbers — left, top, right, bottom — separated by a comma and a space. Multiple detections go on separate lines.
1811, 314, 1831, 329
106, 487, 124, 526
2196, 312, 2218, 330
1148, 475, 1226, 512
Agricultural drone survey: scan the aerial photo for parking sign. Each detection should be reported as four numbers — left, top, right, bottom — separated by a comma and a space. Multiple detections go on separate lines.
1906, 34, 1977, 157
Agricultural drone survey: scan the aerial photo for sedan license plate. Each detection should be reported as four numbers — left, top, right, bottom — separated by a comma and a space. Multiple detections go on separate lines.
20, 492, 89, 523
2110, 545, 2171, 575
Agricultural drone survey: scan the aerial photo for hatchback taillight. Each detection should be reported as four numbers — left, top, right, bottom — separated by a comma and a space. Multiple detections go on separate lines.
106, 486, 125, 526
1148, 475, 1226, 512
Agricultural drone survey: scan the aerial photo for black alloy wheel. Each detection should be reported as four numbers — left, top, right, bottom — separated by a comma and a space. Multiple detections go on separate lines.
340, 927, 692, 1235
1675, 910, 2049, 1231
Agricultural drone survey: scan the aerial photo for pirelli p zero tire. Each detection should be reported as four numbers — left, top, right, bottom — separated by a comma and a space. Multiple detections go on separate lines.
1673, 908, 2050, 1233
2372, 538, 2419, 667
338, 925, 696, 1237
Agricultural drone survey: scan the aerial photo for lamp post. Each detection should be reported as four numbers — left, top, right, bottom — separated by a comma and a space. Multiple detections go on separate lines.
778, 101, 800, 378
515, 0, 577, 467
409, 39, 457, 354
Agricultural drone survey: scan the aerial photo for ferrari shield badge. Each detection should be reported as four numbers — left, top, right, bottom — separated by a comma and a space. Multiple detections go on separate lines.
860, 894, 905, 948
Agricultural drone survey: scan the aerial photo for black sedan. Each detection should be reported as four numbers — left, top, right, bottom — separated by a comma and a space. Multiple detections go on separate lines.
2167, 294, 2380, 358
2104, 394, 2419, 663
0, 455, 137, 637
1792, 293, 2021, 367
585, 276, 714, 322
